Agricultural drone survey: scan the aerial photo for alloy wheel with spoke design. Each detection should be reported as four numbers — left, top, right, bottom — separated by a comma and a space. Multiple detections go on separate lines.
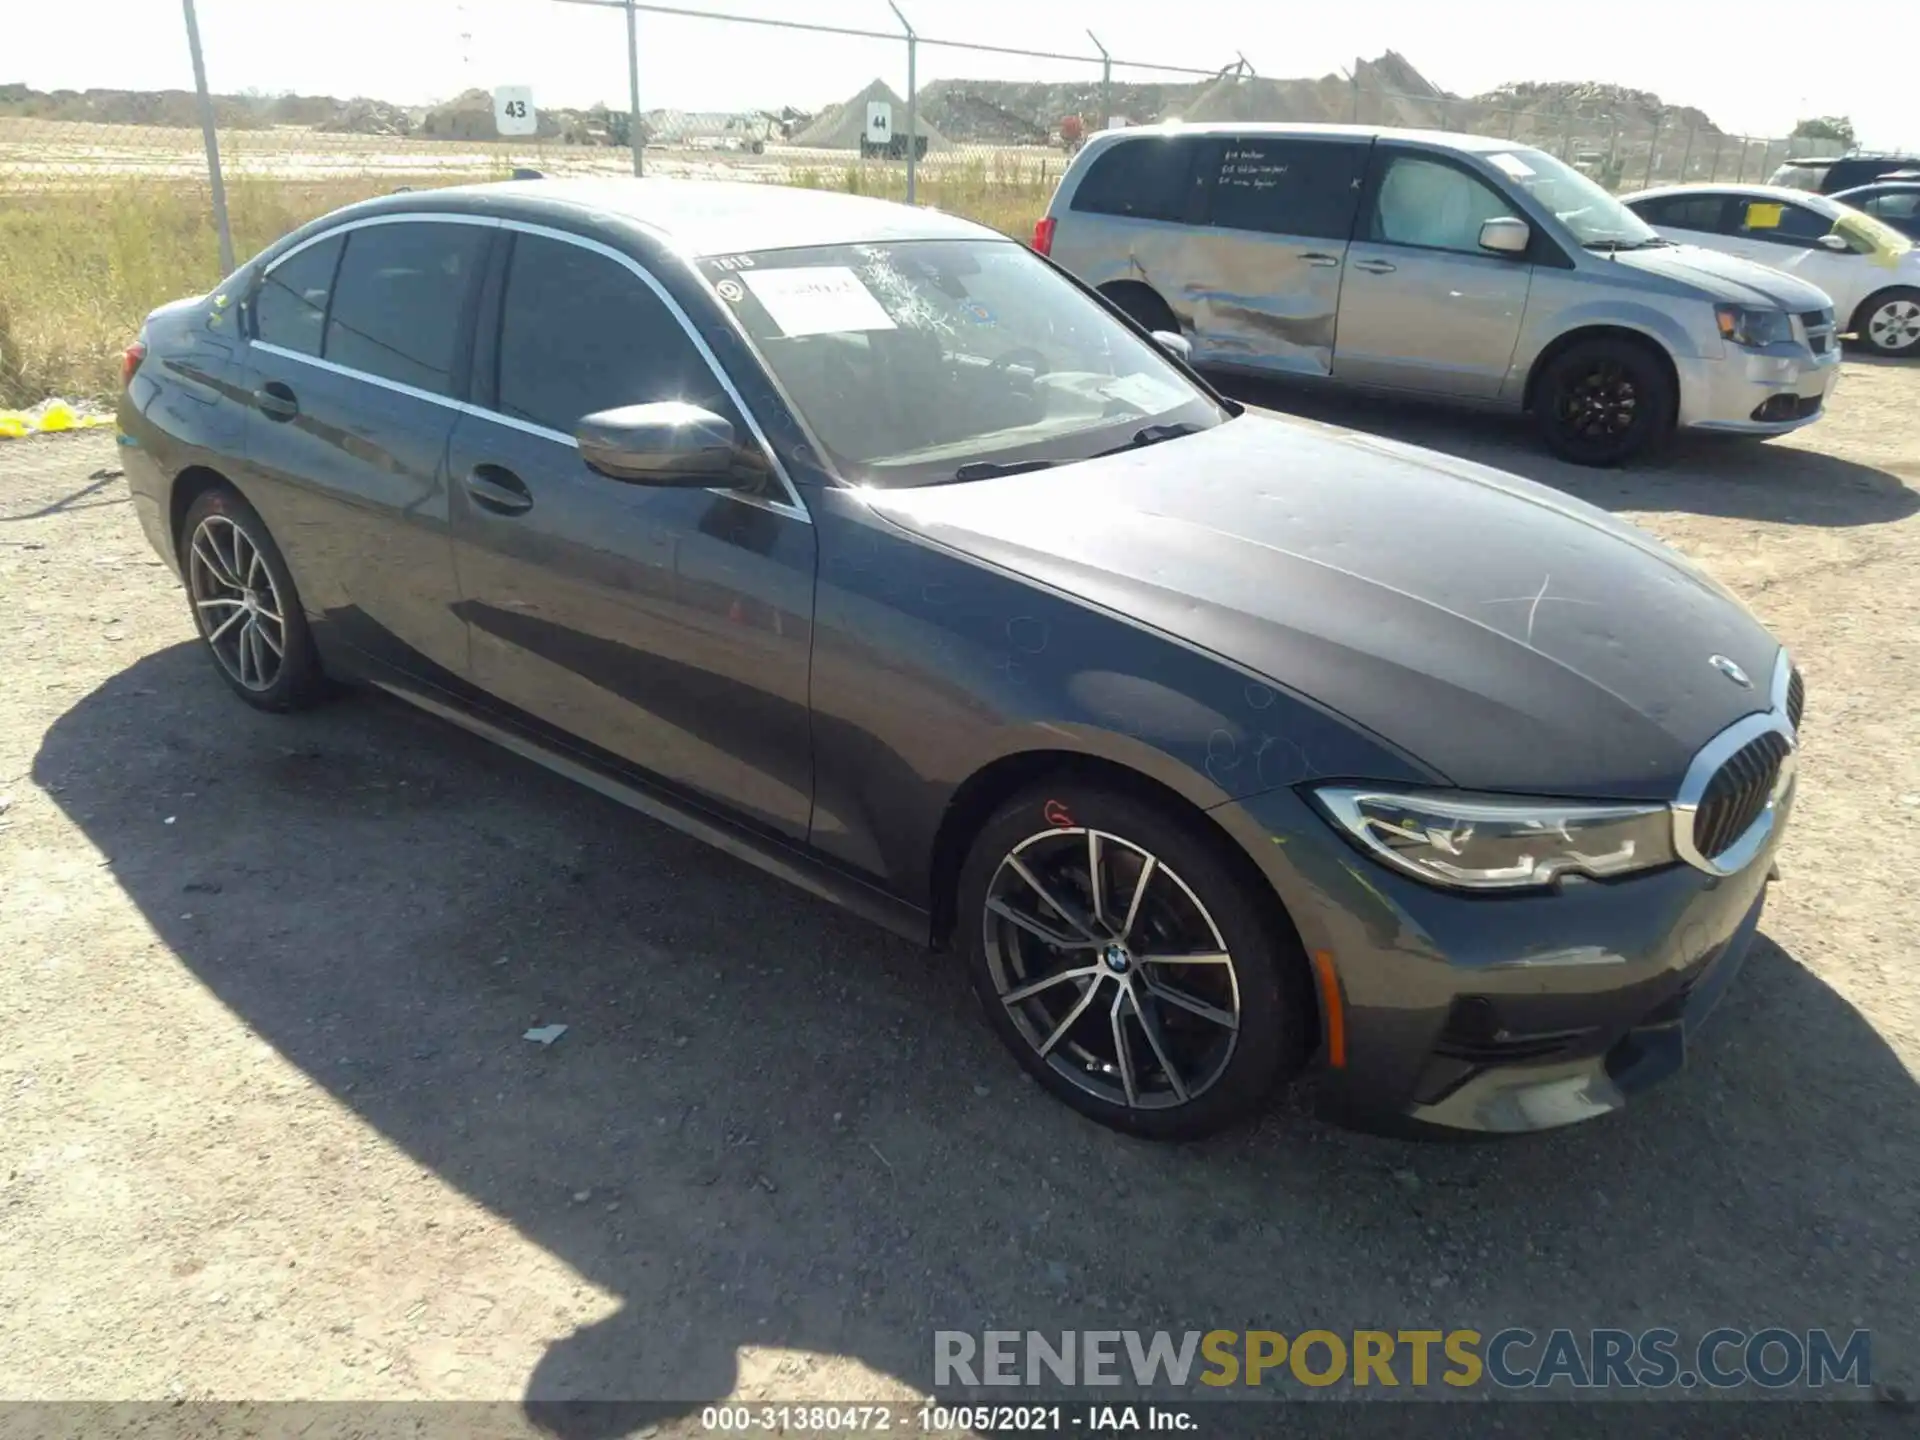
188, 513, 288, 692
1555, 360, 1639, 440
1865, 296, 1920, 354
982, 826, 1242, 1111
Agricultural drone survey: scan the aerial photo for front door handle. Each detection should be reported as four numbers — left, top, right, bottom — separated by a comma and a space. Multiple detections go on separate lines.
1352, 259, 1398, 274
464, 464, 533, 516
254, 381, 298, 421
1301, 252, 1342, 268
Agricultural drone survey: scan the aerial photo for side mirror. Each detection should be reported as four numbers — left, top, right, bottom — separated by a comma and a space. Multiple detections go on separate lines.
1478, 217, 1532, 255
1151, 329, 1194, 363
1817, 232, 1851, 252
576, 402, 737, 485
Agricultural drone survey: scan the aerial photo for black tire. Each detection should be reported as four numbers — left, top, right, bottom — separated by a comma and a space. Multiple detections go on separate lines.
956, 781, 1311, 1140
178, 485, 328, 712
1100, 283, 1180, 338
1533, 337, 1676, 466
1849, 287, 1920, 358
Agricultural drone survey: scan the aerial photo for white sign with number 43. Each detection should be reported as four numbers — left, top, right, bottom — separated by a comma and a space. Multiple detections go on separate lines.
493, 86, 537, 137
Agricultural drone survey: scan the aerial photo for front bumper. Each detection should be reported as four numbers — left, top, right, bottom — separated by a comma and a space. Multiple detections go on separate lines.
1209, 782, 1789, 1136
1674, 341, 1841, 435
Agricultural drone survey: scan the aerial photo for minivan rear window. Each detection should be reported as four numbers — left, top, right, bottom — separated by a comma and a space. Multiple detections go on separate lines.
1070, 135, 1206, 222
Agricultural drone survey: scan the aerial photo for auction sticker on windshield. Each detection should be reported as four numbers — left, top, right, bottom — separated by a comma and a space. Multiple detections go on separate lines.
741, 266, 897, 338
1488, 152, 1535, 178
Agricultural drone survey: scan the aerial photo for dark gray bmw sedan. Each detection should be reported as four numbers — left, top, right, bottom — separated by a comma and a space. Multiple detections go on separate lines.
117, 178, 1803, 1140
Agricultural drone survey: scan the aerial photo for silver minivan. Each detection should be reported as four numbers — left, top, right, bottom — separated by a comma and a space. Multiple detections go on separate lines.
1037, 124, 1842, 464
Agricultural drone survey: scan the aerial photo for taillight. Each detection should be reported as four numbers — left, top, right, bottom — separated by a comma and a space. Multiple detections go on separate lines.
121, 339, 146, 389
1031, 216, 1056, 256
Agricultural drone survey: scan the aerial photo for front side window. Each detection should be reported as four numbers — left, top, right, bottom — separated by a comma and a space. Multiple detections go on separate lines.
1368, 156, 1515, 253
495, 233, 733, 435
323, 222, 487, 396
1070, 136, 1206, 222
705, 239, 1225, 487
1477, 148, 1660, 248
254, 233, 343, 356
1207, 139, 1367, 240
1734, 200, 1834, 246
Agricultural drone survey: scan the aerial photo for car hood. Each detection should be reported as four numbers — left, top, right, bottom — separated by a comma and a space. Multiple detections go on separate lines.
1614, 242, 1837, 310
864, 415, 1782, 799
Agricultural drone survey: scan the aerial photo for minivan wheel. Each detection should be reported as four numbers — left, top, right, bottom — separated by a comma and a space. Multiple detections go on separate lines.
956, 783, 1309, 1140
180, 487, 327, 712
1099, 283, 1180, 338
1852, 288, 1920, 357
1534, 338, 1675, 466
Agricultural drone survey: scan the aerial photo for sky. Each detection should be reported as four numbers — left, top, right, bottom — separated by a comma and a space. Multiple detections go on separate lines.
13, 0, 1918, 149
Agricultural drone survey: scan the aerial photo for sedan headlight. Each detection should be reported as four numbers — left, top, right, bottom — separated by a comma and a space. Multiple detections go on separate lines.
1715, 304, 1793, 348
1312, 787, 1675, 891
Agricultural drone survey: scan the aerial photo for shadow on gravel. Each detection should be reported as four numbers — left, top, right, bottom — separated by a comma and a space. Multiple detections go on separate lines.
35, 646, 1920, 1436
1215, 374, 1919, 531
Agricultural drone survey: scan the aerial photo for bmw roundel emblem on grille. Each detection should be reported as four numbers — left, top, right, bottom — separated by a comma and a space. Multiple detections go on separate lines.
1710, 654, 1752, 688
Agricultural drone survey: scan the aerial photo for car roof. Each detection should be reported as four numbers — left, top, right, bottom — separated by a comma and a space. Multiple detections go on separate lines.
1834, 178, 1920, 194
1624, 182, 1847, 215
326, 177, 1000, 258
1084, 121, 1523, 154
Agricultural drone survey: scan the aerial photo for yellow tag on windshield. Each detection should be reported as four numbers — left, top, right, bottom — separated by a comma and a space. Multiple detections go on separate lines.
1745, 202, 1784, 230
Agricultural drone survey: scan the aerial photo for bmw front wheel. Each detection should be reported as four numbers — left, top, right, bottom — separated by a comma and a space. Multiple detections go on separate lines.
957, 783, 1311, 1139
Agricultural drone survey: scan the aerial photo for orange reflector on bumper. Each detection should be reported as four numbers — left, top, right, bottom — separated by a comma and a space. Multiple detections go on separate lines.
1312, 950, 1347, 1069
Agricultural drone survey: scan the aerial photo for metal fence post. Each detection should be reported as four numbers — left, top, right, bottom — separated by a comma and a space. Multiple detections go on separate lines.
181, 0, 234, 275
889, 1, 917, 203
1678, 126, 1696, 183
1644, 116, 1661, 189
1350, 58, 1361, 123
1735, 138, 1748, 183
1708, 132, 1722, 182
1087, 30, 1110, 132
626, 0, 643, 176
1561, 109, 1574, 162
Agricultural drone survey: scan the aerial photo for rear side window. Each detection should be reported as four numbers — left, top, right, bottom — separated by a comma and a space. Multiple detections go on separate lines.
1631, 194, 1731, 233
324, 222, 487, 397
494, 233, 732, 437
1069, 136, 1205, 222
1862, 190, 1920, 220
1206, 139, 1367, 240
1366, 155, 1515, 254
254, 234, 343, 356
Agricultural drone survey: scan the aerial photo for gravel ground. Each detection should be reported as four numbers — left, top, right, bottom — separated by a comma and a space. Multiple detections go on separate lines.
2, 362, 1917, 1433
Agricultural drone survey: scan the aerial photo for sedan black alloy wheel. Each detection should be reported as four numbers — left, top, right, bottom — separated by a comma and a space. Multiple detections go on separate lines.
187, 513, 287, 693
983, 827, 1241, 1110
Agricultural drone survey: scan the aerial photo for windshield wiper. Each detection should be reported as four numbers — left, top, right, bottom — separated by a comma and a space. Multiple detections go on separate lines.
949, 458, 1058, 482
1095, 422, 1201, 457
1584, 236, 1674, 252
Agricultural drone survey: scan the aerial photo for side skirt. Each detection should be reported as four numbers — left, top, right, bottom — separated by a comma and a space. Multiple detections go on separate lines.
368, 678, 933, 949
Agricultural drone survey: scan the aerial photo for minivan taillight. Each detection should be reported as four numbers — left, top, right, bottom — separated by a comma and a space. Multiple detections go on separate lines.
1031, 216, 1056, 256
121, 339, 146, 389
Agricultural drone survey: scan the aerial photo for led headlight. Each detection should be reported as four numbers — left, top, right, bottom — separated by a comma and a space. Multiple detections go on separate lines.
1312, 787, 1676, 891
1715, 304, 1793, 348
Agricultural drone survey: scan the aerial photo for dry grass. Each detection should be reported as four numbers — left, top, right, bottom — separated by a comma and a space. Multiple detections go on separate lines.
0, 156, 1052, 407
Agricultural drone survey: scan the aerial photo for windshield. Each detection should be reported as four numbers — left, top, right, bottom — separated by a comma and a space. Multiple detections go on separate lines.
1482, 149, 1662, 248
700, 240, 1225, 487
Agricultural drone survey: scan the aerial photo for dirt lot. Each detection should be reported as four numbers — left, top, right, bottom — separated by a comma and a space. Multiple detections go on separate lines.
2, 363, 1918, 1430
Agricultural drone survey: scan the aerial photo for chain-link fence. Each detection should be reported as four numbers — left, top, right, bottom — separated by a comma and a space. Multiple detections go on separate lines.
1, 0, 1910, 406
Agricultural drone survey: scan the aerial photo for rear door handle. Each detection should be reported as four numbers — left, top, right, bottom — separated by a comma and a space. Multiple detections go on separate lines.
254, 381, 298, 421
1301, 252, 1342, 268
464, 464, 533, 516
1353, 259, 1397, 274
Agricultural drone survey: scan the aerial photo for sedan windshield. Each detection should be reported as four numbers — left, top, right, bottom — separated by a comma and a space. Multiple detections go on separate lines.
701, 240, 1226, 487
1484, 149, 1663, 248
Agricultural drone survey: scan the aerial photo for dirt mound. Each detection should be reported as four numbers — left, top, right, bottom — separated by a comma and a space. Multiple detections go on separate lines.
792, 79, 949, 152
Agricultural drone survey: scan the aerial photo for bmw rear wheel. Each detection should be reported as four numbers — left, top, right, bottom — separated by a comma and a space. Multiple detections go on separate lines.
957, 783, 1310, 1139
181, 486, 327, 711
